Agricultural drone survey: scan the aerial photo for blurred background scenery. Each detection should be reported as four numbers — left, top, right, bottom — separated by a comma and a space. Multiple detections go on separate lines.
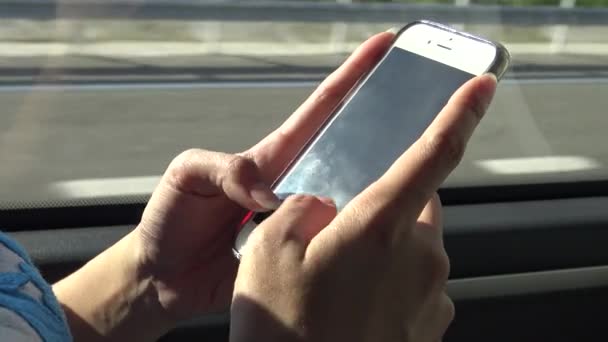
1, 0, 607, 207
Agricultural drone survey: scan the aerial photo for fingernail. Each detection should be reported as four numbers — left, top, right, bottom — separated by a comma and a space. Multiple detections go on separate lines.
385, 27, 399, 34
250, 182, 281, 210
318, 196, 336, 207
480, 73, 498, 112
484, 72, 498, 83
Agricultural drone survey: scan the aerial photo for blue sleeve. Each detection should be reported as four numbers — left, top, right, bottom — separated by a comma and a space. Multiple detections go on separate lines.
0, 231, 72, 342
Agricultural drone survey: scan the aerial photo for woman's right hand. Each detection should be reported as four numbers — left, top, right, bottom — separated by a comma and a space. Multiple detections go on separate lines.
230, 73, 497, 342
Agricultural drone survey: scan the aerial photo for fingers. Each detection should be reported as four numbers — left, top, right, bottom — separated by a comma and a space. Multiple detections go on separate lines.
335, 74, 496, 243
163, 149, 280, 212
248, 32, 395, 182
376, 74, 497, 224
245, 195, 337, 260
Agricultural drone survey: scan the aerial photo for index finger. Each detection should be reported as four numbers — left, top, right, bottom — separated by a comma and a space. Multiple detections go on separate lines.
332, 74, 497, 243
376, 74, 497, 221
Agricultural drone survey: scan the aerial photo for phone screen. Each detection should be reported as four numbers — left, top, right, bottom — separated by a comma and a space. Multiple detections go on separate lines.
271, 46, 475, 211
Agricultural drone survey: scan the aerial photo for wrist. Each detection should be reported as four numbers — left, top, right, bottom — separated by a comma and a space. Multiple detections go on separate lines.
54, 231, 174, 341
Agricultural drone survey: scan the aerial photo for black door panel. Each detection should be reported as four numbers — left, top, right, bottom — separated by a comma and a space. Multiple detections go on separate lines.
4, 197, 608, 341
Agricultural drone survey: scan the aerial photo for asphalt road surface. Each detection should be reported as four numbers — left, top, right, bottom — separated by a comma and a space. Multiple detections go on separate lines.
0, 77, 607, 207
2, 53, 608, 85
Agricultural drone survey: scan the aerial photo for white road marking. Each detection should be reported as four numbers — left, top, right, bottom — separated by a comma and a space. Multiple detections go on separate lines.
502, 78, 608, 85
476, 156, 601, 175
48, 157, 601, 199
49, 176, 161, 199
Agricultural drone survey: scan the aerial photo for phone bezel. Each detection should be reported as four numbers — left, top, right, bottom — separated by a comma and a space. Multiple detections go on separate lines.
397, 20, 510, 79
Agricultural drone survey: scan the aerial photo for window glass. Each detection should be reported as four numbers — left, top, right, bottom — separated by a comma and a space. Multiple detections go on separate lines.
1, 0, 606, 208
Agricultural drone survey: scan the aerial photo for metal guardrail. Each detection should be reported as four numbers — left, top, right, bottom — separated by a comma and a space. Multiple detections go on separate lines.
0, 0, 607, 25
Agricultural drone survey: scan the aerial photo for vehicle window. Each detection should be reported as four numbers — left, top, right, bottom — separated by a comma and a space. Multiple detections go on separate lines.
0, 0, 606, 208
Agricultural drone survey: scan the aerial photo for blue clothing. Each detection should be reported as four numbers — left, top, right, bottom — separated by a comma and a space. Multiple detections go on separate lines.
0, 231, 72, 342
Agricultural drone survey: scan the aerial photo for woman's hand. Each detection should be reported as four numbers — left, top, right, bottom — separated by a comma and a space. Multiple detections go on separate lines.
230, 74, 497, 342
53, 31, 396, 341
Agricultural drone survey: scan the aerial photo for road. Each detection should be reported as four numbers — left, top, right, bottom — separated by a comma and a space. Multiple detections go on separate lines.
2, 52, 608, 85
0, 76, 606, 207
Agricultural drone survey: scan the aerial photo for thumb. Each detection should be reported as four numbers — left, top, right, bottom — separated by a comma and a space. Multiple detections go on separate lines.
243, 195, 337, 259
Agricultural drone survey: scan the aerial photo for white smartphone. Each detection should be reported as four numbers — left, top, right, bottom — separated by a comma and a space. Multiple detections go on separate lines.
234, 20, 510, 258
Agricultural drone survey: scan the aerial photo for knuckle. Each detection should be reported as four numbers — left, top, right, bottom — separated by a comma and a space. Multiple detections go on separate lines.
314, 79, 343, 104
423, 130, 465, 169
417, 240, 450, 290
284, 194, 324, 211
177, 148, 200, 160
445, 296, 456, 323
427, 246, 451, 285
170, 148, 200, 169
166, 148, 202, 190
225, 154, 256, 179
273, 127, 295, 152
349, 190, 402, 251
